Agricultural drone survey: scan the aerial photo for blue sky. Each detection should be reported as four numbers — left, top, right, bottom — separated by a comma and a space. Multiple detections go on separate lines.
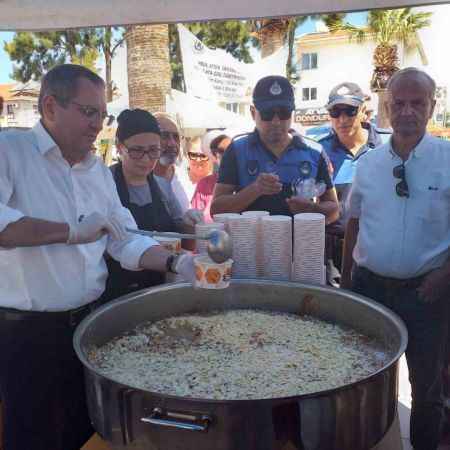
0, 32, 14, 83
0, 13, 367, 84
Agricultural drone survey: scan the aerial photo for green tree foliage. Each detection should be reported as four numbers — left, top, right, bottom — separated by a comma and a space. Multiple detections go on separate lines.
91, 27, 125, 101
169, 21, 254, 91
325, 8, 431, 51
325, 8, 432, 127
4, 30, 99, 82
4, 28, 125, 101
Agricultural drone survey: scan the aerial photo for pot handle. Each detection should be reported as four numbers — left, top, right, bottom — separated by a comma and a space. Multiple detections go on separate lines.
141, 407, 211, 432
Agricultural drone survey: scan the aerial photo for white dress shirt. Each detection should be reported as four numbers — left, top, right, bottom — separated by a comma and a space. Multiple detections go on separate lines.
154, 170, 188, 220
0, 122, 158, 311
347, 133, 450, 279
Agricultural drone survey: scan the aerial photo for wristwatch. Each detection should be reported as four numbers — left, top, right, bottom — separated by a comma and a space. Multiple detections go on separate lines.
166, 254, 179, 273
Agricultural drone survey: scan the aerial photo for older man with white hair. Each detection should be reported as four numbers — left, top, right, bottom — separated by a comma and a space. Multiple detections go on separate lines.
342, 67, 450, 450
153, 113, 191, 214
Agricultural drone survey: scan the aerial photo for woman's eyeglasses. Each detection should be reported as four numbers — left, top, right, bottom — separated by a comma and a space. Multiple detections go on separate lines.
124, 145, 161, 160
328, 106, 359, 119
393, 163, 409, 198
258, 107, 293, 122
188, 151, 209, 161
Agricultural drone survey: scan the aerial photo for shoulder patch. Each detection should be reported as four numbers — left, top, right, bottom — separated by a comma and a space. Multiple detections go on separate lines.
298, 134, 325, 154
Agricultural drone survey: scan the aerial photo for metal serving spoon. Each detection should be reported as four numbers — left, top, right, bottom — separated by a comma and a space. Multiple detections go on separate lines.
126, 228, 233, 263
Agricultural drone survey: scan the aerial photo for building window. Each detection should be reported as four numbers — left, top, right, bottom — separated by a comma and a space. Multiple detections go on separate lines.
301, 53, 318, 70
302, 88, 317, 101
226, 103, 239, 113
7, 104, 14, 115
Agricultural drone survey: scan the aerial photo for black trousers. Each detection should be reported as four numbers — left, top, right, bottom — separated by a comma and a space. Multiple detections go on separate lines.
0, 310, 94, 450
352, 266, 449, 450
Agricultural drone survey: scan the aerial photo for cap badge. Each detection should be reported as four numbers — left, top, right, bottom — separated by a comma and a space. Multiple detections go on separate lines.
337, 86, 350, 96
270, 82, 282, 96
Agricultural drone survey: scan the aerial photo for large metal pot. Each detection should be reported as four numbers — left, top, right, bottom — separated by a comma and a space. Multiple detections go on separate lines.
74, 280, 407, 450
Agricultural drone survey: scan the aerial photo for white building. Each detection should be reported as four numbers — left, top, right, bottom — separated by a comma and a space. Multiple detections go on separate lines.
0, 81, 40, 129
294, 4, 450, 126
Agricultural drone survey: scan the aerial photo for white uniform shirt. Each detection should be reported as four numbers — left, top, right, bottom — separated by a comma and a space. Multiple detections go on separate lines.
154, 171, 188, 220
0, 122, 158, 311
175, 159, 197, 204
347, 133, 450, 279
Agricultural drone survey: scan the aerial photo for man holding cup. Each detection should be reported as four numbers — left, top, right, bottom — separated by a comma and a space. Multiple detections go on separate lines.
211, 75, 338, 223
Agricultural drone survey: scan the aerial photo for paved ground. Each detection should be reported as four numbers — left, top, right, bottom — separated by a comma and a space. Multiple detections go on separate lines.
398, 356, 450, 450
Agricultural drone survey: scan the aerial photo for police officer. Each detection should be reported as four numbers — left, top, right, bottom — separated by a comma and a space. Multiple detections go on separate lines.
319, 82, 390, 285
211, 75, 338, 222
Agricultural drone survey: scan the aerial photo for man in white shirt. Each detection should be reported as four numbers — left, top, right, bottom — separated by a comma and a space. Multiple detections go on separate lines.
0, 64, 194, 450
153, 113, 190, 213
342, 68, 450, 450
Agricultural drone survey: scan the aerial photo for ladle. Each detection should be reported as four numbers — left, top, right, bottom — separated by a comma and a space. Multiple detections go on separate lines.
126, 228, 232, 263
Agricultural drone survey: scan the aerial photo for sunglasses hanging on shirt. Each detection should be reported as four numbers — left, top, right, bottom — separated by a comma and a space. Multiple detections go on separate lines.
328, 106, 359, 119
258, 107, 293, 122
393, 163, 410, 198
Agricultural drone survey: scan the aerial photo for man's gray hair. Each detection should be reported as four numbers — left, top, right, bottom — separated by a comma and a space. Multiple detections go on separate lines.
38, 64, 105, 115
387, 67, 436, 99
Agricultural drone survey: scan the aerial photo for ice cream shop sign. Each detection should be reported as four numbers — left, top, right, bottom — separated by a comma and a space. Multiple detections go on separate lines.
294, 107, 329, 125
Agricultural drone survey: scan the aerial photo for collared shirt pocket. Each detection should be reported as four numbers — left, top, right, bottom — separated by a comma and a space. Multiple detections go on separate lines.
414, 176, 450, 245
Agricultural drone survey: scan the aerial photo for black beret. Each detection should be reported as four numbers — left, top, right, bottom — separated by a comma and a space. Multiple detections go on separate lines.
116, 109, 161, 142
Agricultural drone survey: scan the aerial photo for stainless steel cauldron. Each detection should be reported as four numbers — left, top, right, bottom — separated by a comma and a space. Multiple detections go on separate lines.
74, 280, 407, 450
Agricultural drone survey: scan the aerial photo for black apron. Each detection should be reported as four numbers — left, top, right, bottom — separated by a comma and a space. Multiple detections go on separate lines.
103, 163, 177, 301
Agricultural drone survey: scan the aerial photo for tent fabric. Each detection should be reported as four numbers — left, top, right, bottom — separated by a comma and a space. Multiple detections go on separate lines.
106, 90, 254, 132
166, 89, 254, 131
1, 0, 446, 31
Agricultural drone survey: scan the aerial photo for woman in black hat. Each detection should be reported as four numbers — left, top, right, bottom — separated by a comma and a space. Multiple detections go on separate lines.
105, 109, 203, 299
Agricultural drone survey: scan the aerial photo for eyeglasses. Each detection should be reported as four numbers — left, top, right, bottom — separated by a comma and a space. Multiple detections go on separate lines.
188, 151, 209, 161
258, 107, 293, 122
328, 106, 359, 119
67, 100, 110, 122
160, 131, 180, 142
123, 145, 161, 160
393, 163, 409, 198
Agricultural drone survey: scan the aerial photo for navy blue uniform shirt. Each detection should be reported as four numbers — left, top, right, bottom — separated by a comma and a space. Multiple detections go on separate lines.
319, 122, 390, 233
218, 129, 334, 216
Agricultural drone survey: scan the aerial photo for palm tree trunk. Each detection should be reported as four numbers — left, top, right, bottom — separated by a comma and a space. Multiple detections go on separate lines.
126, 24, 171, 112
371, 44, 399, 129
376, 90, 391, 129
103, 27, 113, 103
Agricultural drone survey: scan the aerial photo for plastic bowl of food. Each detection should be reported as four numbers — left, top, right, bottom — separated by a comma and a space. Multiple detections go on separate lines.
155, 236, 182, 253
194, 255, 233, 289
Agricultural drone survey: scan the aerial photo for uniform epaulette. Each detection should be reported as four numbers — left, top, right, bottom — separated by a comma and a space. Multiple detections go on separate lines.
316, 132, 334, 143
298, 134, 325, 154
374, 127, 392, 135
231, 132, 252, 143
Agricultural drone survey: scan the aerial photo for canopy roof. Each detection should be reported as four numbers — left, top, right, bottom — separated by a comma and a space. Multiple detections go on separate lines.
1, 0, 447, 31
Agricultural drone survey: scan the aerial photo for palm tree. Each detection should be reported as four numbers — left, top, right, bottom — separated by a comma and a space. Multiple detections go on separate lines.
326, 8, 432, 128
126, 24, 171, 112
250, 14, 345, 83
